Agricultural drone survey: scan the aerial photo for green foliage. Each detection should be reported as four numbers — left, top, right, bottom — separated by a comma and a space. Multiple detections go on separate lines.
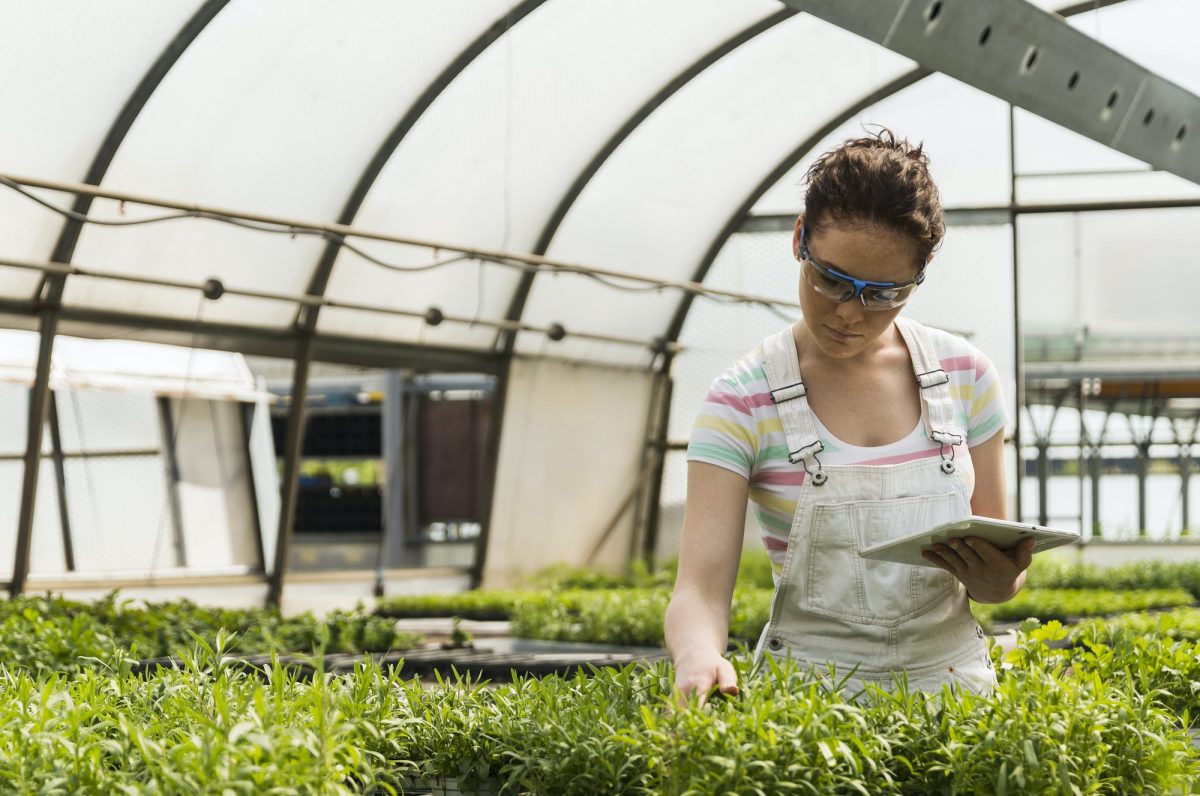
972, 587, 1195, 628
649, 657, 904, 795
510, 588, 772, 648
1026, 557, 1200, 599
733, 549, 777, 590
375, 591, 533, 621
0, 640, 405, 794
913, 635, 1196, 794
0, 593, 420, 673
1073, 605, 1200, 642
0, 623, 1194, 792
529, 558, 675, 591
448, 618, 474, 649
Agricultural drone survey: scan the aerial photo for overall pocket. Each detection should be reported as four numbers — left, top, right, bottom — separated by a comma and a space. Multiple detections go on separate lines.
805, 493, 962, 625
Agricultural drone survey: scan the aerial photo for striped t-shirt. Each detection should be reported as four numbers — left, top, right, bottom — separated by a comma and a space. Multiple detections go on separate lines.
687, 324, 1007, 575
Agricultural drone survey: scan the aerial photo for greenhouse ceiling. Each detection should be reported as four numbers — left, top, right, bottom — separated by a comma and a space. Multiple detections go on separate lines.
1, 0, 1198, 374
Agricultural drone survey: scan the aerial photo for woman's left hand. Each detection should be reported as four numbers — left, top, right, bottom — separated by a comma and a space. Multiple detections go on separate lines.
921, 536, 1035, 603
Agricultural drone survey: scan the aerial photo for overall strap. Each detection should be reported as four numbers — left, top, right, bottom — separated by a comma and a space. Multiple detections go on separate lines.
761, 326, 827, 485
895, 317, 965, 474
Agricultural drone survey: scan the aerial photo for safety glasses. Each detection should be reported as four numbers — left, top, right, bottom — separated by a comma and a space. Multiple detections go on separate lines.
799, 225, 924, 311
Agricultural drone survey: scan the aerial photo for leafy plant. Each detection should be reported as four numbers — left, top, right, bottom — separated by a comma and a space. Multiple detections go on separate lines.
1026, 557, 1200, 599
972, 587, 1194, 629
374, 591, 533, 621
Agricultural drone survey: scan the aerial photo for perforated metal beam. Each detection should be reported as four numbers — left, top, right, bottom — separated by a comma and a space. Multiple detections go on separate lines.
780, 0, 1200, 184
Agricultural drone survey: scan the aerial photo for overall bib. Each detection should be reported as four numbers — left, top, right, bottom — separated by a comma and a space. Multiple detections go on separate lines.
752, 317, 996, 695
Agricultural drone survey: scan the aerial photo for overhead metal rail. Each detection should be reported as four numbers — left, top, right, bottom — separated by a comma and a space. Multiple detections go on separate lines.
0, 254, 673, 354
0, 173, 803, 317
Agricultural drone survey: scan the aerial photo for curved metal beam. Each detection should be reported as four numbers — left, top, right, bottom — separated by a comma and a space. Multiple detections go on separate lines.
295, 0, 549, 320
497, 7, 798, 353
13, 0, 229, 595
269, 0, 547, 605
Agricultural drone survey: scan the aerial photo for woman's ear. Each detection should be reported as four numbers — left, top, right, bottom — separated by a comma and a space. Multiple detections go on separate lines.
792, 214, 805, 259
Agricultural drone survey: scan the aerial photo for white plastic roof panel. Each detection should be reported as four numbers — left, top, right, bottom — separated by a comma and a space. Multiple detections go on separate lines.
0, 0, 1191, 373
64, 198, 320, 326
0, 1, 199, 300
753, 75, 1015, 215
0, 263, 43, 301
518, 13, 915, 364
322, 0, 782, 347
67, 0, 513, 329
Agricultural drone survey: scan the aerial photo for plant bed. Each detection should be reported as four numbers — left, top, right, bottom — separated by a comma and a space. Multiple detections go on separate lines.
0, 625, 1195, 792
133, 641, 671, 682
1026, 557, 1200, 599
509, 587, 771, 647
374, 592, 534, 621
972, 587, 1195, 630
426, 776, 500, 796
0, 593, 421, 674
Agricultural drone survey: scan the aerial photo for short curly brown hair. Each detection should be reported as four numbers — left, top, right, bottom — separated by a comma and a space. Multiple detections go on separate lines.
802, 128, 945, 265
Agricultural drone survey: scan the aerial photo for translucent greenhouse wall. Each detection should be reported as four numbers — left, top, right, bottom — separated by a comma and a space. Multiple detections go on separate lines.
484, 356, 656, 588
0, 382, 276, 582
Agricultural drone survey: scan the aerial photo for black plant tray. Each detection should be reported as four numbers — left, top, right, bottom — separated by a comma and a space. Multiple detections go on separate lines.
131, 642, 670, 680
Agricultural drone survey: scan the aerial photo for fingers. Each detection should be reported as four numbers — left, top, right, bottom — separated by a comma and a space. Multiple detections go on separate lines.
1013, 537, 1036, 571
923, 538, 983, 573
673, 675, 715, 708
715, 659, 740, 696
673, 659, 739, 708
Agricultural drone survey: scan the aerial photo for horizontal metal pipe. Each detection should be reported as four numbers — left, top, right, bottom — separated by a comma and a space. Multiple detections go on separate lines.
0, 254, 678, 352
0, 172, 801, 311
0, 449, 161, 462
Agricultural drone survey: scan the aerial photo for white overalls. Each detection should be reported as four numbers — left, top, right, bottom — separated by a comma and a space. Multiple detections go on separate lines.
752, 317, 996, 695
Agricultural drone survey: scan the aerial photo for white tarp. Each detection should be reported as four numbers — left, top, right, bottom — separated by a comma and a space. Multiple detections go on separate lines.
0, 329, 273, 403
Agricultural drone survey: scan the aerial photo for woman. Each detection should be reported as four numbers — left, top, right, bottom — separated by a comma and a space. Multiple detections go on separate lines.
664, 129, 1032, 703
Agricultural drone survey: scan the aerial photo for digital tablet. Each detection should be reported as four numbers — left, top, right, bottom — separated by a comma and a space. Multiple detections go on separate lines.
859, 516, 1080, 569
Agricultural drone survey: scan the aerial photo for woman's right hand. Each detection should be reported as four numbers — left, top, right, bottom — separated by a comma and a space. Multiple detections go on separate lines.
672, 647, 740, 707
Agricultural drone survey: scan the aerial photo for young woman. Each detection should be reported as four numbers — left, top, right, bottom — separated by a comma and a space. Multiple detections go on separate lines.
665, 129, 1033, 703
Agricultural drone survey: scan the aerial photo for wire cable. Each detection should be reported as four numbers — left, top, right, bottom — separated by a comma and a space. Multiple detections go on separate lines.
0, 176, 802, 311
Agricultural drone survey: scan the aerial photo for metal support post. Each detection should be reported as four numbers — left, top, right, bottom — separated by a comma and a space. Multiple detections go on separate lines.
12, 308, 60, 595
266, 336, 315, 608
1181, 444, 1192, 536
156, 397, 189, 566
47, 392, 76, 572
376, 369, 410, 595
1036, 442, 1051, 527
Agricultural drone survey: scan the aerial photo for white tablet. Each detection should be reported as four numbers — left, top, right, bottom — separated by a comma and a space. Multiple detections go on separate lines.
859, 516, 1080, 569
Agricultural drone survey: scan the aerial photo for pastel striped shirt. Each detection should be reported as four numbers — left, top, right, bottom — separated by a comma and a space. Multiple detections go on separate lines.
687, 325, 1007, 574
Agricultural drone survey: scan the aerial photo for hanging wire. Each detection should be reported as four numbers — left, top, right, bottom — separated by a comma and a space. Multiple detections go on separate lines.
0, 175, 801, 311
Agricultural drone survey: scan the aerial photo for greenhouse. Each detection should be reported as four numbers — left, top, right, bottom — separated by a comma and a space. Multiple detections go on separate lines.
1, 0, 1199, 792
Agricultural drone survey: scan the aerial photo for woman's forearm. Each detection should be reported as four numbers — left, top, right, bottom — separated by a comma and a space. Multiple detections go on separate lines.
664, 586, 731, 661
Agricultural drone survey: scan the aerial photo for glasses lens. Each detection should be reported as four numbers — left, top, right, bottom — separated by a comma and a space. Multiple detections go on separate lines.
804, 261, 855, 302
861, 283, 917, 310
